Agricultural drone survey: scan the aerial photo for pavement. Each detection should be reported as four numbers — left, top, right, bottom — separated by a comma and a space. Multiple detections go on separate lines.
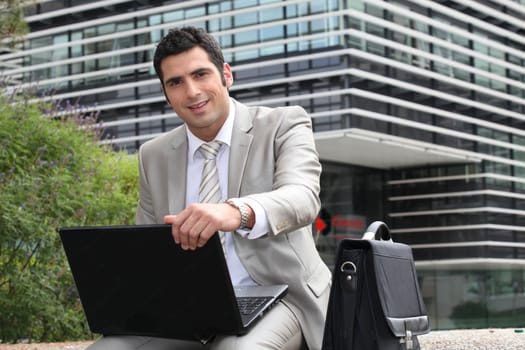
418, 328, 525, 349
0, 328, 524, 349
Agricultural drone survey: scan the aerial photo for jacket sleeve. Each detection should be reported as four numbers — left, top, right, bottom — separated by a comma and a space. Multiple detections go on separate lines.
243, 106, 321, 236
135, 145, 157, 225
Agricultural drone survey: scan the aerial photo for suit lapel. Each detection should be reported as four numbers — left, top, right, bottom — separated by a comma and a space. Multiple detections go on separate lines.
228, 100, 253, 198
168, 126, 188, 215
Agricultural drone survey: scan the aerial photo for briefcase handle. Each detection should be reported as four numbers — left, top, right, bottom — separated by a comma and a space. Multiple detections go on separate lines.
362, 221, 392, 241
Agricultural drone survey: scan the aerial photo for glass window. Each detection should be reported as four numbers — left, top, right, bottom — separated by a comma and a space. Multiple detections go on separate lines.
220, 2, 233, 30
311, 18, 327, 34
317, 162, 385, 266
186, 6, 205, 19
298, 2, 309, 17
209, 18, 220, 33
508, 54, 524, 85
260, 26, 284, 41
233, 0, 257, 9
235, 29, 258, 45
260, 7, 283, 23
164, 10, 183, 23
234, 12, 257, 27
149, 15, 163, 46
260, 44, 284, 56
70, 32, 83, 80
234, 48, 258, 61
221, 15, 233, 31
207, 3, 220, 14
111, 23, 137, 68
311, 0, 335, 13
51, 34, 69, 82
29, 36, 53, 81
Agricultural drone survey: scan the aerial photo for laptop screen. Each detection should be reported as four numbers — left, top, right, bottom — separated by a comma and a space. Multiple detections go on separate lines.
59, 224, 244, 340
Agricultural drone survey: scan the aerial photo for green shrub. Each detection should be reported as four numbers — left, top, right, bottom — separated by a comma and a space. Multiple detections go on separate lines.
0, 91, 139, 342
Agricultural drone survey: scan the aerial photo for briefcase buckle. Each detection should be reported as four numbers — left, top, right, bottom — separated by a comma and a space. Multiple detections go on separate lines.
340, 261, 357, 292
400, 329, 413, 350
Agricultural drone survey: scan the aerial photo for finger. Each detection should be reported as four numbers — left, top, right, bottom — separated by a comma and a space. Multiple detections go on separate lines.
172, 225, 180, 245
186, 219, 212, 250
187, 230, 200, 250
178, 226, 190, 250
163, 215, 180, 243
178, 213, 202, 250
197, 224, 221, 248
196, 234, 207, 248
172, 212, 192, 247
163, 215, 176, 224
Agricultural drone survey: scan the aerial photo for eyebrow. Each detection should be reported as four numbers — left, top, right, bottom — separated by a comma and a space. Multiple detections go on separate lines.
164, 67, 213, 85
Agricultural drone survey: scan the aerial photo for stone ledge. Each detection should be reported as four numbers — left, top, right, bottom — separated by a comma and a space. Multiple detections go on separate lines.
418, 328, 525, 350
0, 341, 93, 350
1, 328, 524, 350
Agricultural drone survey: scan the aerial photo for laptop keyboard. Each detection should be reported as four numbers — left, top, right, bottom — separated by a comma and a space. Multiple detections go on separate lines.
236, 296, 272, 315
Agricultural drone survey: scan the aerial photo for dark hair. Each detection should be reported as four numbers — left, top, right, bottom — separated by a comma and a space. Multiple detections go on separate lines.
153, 26, 226, 84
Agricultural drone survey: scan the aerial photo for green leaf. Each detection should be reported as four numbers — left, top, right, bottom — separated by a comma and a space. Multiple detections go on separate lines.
0, 88, 138, 342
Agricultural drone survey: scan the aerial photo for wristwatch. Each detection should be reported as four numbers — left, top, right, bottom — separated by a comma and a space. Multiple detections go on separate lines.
225, 198, 249, 229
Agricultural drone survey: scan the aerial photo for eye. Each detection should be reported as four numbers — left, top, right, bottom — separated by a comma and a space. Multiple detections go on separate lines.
195, 70, 208, 78
166, 78, 181, 87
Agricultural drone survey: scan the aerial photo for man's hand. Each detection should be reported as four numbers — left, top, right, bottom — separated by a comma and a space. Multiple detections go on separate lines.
164, 202, 243, 250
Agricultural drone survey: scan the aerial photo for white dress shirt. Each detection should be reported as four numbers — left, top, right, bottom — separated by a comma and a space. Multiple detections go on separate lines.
185, 98, 270, 286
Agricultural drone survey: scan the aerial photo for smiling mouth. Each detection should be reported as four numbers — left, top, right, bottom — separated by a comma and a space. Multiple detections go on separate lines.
188, 100, 208, 110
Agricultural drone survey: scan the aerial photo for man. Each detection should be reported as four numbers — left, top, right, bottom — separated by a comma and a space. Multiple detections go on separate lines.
88, 26, 331, 350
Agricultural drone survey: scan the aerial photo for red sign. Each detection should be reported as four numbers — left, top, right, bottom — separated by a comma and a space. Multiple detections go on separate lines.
315, 216, 327, 232
332, 215, 365, 230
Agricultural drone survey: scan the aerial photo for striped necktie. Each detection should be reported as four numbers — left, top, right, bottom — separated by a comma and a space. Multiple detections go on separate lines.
198, 141, 227, 257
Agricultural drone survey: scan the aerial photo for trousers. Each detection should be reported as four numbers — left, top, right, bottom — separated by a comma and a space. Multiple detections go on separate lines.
86, 302, 306, 350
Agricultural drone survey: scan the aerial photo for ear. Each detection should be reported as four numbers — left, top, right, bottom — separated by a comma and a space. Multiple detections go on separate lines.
223, 63, 234, 88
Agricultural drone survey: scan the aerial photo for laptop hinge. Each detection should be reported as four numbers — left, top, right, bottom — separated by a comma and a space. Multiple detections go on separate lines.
195, 333, 216, 345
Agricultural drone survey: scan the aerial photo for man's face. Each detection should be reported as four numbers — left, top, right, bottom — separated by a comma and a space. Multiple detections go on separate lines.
160, 46, 233, 141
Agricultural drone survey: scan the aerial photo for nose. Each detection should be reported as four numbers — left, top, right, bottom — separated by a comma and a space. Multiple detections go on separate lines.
185, 80, 200, 97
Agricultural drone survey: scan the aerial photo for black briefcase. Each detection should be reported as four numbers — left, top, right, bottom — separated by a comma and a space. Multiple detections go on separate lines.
321, 221, 430, 350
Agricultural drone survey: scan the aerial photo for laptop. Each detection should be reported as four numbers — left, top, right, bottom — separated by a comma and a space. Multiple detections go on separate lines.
58, 224, 288, 343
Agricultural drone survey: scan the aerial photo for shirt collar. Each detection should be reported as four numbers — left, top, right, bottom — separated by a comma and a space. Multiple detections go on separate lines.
187, 98, 235, 158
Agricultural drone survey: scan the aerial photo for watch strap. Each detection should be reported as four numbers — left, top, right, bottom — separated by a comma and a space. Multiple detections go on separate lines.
225, 199, 249, 229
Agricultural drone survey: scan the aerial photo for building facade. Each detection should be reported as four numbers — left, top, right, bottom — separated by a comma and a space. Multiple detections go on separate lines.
2, 0, 525, 330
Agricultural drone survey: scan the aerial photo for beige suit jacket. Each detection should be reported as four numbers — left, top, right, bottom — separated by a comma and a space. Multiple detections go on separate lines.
136, 99, 332, 350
